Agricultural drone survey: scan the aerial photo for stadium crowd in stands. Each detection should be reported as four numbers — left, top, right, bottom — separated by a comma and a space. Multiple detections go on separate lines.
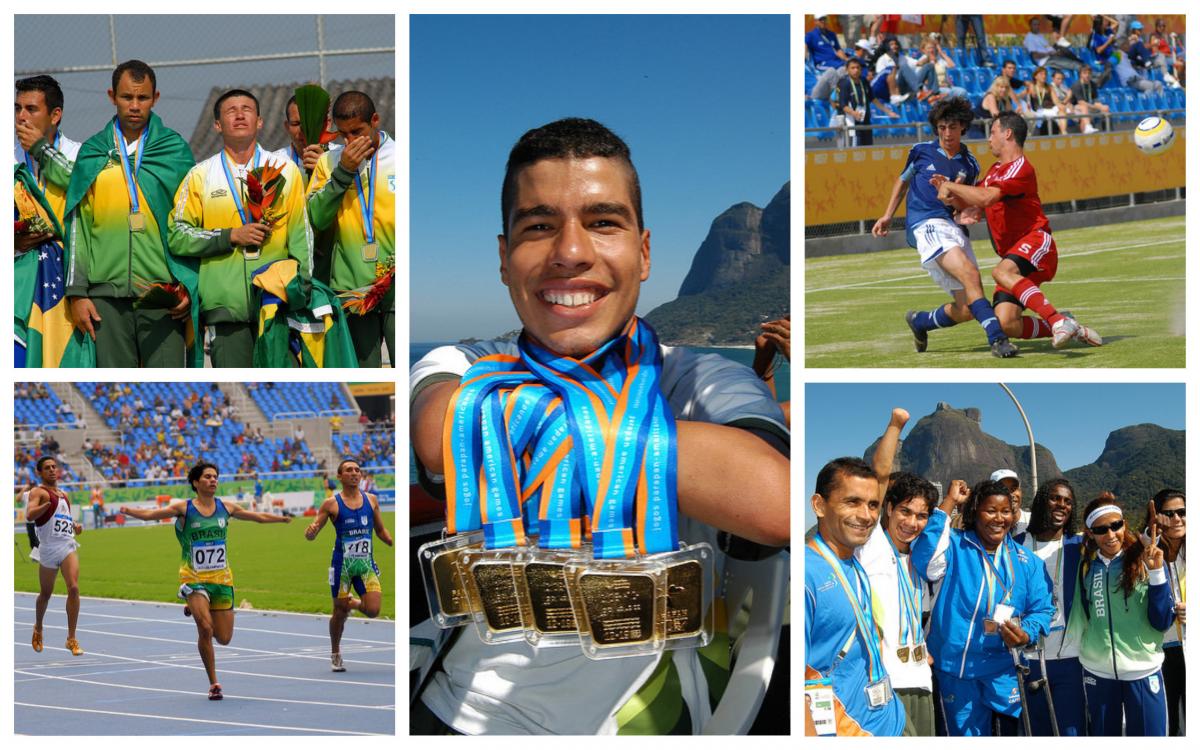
806, 14, 1185, 145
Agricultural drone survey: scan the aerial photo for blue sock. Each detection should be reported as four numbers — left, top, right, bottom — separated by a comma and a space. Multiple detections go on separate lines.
912, 305, 957, 333
968, 298, 1005, 343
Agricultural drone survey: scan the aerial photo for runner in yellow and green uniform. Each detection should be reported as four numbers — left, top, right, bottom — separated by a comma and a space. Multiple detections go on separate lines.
121, 462, 290, 700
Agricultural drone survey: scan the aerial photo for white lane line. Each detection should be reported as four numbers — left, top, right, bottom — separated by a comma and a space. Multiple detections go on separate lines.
14, 703, 380, 735
13, 604, 394, 645
807, 237, 1182, 293
12, 591, 394, 623
17, 642, 394, 688
15, 620, 392, 667
14, 669, 393, 710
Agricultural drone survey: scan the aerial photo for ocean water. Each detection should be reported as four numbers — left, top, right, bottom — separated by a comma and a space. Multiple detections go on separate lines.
407, 341, 791, 483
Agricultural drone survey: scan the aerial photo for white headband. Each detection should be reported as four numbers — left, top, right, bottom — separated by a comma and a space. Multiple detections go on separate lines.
1085, 505, 1123, 529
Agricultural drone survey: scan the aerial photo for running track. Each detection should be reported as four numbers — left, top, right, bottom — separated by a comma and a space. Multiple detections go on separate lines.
14, 593, 394, 735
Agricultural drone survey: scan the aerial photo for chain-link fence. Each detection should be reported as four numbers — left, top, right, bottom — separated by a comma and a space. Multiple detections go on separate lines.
15, 14, 394, 158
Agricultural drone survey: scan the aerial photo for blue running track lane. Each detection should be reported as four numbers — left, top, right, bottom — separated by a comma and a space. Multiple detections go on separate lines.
14, 592, 395, 735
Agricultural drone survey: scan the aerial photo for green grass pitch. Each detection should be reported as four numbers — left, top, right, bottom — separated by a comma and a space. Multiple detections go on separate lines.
14, 512, 397, 620
805, 216, 1185, 368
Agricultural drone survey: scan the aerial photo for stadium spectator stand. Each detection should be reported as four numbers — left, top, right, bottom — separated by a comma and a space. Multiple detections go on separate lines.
247, 382, 354, 420
15, 383, 77, 429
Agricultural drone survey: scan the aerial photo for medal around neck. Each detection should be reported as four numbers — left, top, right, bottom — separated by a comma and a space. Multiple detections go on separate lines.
418, 530, 483, 628
564, 554, 668, 660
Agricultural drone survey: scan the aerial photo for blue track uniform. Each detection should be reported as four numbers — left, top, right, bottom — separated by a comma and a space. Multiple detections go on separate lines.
329, 492, 381, 599
1013, 531, 1086, 735
910, 509, 1055, 735
806, 540, 907, 736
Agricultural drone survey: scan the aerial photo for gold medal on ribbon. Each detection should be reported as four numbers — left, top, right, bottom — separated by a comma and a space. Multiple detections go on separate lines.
523, 561, 577, 634
430, 544, 474, 618
664, 560, 704, 638
128, 212, 146, 232
361, 242, 378, 263
470, 561, 524, 634
913, 644, 926, 661
896, 646, 910, 663
241, 246, 262, 260
577, 569, 658, 646
418, 531, 484, 629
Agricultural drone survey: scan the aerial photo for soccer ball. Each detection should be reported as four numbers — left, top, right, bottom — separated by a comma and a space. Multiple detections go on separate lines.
1134, 117, 1175, 156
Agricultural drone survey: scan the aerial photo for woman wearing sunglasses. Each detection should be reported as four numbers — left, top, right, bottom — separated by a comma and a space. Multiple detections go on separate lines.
1066, 493, 1175, 736
1145, 489, 1185, 735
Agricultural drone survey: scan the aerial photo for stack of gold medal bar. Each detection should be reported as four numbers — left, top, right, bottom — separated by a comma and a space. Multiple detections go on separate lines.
420, 533, 714, 660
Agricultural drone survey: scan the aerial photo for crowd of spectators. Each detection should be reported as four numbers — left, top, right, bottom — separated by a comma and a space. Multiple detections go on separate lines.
807, 14, 1184, 144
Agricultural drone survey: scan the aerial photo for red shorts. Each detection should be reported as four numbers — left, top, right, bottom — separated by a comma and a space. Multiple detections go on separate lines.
993, 229, 1059, 305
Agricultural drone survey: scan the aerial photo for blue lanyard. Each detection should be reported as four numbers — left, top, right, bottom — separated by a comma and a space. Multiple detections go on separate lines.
886, 535, 923, 647
354, 133, 383, 244
289, 145, 303, 172
969, 536, 1014, 614
113, 120, 144, 214
219, 145, 263, 226
812, 532, 886, 684
24, 130, 60, 190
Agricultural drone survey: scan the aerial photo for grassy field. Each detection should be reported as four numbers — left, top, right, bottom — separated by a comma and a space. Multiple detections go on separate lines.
806, 217, 1185, 368
14, 512, 397, 619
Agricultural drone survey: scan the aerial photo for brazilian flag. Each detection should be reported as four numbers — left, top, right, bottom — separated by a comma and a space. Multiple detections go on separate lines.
251, 258, 357, 367
14, 164, 94, 368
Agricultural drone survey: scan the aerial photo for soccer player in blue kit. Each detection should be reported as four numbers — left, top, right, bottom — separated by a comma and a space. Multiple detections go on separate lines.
872, 97, 1018, 358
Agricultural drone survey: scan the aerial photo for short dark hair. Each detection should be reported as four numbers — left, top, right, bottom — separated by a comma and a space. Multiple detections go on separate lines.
331, 90, 376, 122
962, 479, 1012, 530
112, 59, 157, 94
815, 456, 876, 499
286, 94, 297, 110
36, 456, 56, 472
213, 88, 259, 121
188, 461, 218, 491
991, 111, 1029, 147
928, 96, 973, 130
1152, 488, 1184, 508
884, 472, 938, 514
337, 458, 361, 474
846, 57, 863, 68
1002, 58, 1017, 69
501, 117, 643, 237
16, 75, 64, 113
1027, 478, 1076, 537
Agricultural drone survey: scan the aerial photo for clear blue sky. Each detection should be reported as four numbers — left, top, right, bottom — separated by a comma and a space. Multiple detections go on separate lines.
410, 14, 790, 342
803, 383, 1185, 525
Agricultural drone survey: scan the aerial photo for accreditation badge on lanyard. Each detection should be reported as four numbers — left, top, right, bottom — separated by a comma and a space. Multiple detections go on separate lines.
976, 539, 1018, 635
809, 533, 893, 709
355, 140, 379, 263
114, 121, 146, 232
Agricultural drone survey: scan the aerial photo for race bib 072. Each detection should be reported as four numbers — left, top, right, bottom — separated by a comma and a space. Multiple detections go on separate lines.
191, 540, 228, 572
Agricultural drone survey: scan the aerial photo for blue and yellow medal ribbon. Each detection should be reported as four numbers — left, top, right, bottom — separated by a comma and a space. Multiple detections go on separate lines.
886, 535, 922, 650
219, 145, 263, 226
354, 136, 382, 245
809, 532, 887, 684
112, 119, 144, 215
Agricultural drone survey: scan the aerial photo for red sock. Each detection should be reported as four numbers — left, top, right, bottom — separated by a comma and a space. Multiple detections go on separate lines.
1020, 317, 1051, 339
1011, 278, 1063, 325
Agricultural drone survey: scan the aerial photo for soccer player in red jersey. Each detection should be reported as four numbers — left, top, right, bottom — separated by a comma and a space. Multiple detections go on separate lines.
933, 112, 1102, 349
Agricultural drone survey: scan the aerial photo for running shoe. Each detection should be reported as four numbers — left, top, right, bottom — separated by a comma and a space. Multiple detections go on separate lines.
1051, 316, 1081, 348
905, 311, 928, 353
66, 638, 83, 656
331, 653, 346, 672
1074, 324, 1103, 346
991, 337, 1019, 358
32, 627, 42, 653
209, 683, 223, 701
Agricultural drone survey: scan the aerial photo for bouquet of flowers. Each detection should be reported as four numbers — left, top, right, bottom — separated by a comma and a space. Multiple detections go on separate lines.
133, 278, 188, 311
243, 162, 287, 227
14, 182, 56, 237
339, 258, 394, 316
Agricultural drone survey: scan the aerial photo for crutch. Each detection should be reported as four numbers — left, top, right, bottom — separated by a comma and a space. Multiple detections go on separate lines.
1023, 638, 1060, 736
1011, 647, 1034, 736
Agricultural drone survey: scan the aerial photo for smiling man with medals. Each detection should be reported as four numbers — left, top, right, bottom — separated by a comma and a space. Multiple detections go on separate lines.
911, 478, 1056, 736
306, 91, 394, 367
806, 457, 906, 737
169, 88, 312, 368
855, 408, 938, 735
410, 118, 789, 735
63, 59, 197, 368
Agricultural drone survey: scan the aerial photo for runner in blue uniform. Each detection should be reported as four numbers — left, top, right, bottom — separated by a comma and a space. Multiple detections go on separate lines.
304, 459, 393, 672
